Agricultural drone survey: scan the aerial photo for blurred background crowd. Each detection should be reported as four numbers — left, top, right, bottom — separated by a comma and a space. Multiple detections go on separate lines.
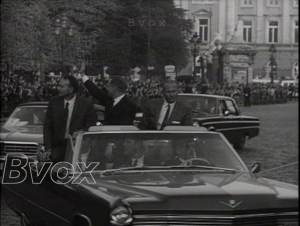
1, 71, 298, 113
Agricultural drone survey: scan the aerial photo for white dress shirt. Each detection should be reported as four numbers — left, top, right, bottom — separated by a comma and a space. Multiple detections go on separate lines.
64, 95, 76, 139
113, 94, 125, 107
131, 155, 145, 167
157, 101, 176, 130
82, 75, 90, 83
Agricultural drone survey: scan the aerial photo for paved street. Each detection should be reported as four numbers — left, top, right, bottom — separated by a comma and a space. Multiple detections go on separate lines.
0, 101, 298, 225
238, 101, 298, 185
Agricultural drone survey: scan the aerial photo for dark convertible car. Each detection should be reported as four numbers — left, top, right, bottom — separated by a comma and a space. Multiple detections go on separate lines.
1, 126, 298, 226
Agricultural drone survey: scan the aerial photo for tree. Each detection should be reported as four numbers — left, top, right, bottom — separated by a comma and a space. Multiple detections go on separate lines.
1, 0, 55, 78
1, 0, 193, 79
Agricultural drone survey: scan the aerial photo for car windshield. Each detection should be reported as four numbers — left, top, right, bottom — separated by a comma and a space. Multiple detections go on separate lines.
73, 132, 246, 172
178, 96, 219, 116
3, 106, 47, 127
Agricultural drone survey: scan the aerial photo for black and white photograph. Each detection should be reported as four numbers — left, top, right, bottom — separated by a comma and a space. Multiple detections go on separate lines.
1, 0, 298, 225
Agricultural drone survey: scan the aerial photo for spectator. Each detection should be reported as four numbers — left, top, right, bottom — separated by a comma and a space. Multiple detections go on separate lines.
243, 84, 251, 107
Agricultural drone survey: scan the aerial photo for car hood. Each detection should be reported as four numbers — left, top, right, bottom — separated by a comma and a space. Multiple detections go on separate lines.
0, 126, 43, 143
75, 171, 298, 211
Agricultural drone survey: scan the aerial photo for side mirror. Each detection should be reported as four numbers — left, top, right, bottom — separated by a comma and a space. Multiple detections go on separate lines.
251, 162, 261, 174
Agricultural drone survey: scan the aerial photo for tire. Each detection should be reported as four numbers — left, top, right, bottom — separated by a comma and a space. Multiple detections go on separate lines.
233, 135, 246, 150
20, 213, 31, 226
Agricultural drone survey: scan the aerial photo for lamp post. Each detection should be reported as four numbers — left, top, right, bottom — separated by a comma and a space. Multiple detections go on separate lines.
190, 32, 202, 80
198, 54, 207, 83
269, 44, 277, 84
54, 14, 74, 77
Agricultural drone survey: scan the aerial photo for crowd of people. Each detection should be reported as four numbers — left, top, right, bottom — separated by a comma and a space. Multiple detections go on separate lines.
1, 72, 298, 112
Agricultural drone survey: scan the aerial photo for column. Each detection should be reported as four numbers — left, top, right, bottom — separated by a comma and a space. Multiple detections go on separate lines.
225, 0, 236, 42
212, 51, 219, 85
223, 64, 231, 85
282, 0, 290, 44
219, 0, 226, 41
256, 0, 264, 43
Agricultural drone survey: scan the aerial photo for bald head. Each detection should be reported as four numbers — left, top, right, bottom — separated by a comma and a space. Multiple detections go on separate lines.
162, 80, 179, 103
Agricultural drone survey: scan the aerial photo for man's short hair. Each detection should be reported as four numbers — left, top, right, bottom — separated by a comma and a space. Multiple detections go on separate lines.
162, 79, 178, 90
110, 77, 128, 93
61, 76, 79, 93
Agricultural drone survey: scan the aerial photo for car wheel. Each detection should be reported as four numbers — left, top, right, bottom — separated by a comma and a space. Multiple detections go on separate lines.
233, 135, 246, 150
20, 213, 31, 226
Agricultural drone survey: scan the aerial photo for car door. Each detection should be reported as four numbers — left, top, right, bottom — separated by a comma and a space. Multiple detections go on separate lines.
2, 157, 79, 225
217, 99, 259, 144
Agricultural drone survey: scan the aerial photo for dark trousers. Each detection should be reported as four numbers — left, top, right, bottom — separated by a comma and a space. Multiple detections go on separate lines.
51, 140, 68, 164
244, 96, 251, 107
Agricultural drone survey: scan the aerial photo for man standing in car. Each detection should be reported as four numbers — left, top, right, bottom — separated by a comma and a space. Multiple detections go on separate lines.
41, 76, 97, 163
138, 79, 193, 130
79, 74, 137, 125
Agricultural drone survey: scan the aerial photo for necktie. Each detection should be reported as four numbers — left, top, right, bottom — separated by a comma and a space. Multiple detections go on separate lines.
160, 104, 170, 130
132, 159, 138, 167
59, 102, 69, 140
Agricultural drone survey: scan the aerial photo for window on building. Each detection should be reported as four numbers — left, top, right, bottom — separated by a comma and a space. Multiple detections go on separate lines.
241, 0, 253, 6
294, 20, 299, 43
293, 62, 298, 80
268, 0, 279, 6
268, 21, 278, 43
192, 0, 215, 4
293, 0, 298, 7
243, 20, 252, 42
199, 19, 209, 42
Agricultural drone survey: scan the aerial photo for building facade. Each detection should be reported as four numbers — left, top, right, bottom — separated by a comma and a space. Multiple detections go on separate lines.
174, 0, 298, 83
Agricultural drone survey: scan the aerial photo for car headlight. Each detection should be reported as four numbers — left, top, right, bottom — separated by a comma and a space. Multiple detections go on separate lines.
110, 205, 133, 225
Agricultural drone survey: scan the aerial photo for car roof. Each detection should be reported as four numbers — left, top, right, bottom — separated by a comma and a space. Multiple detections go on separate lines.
178, 93, 234, 100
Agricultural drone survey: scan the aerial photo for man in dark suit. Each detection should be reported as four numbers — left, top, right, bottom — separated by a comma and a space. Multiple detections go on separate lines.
138, 80, 193, 130
41, 76, 97, 163
243, 84, 251, 107
80, 75, 137, 125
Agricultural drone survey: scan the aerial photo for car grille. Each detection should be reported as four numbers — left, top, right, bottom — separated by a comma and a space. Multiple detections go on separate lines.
0, 141, 39, 156
132, 212, 298, 226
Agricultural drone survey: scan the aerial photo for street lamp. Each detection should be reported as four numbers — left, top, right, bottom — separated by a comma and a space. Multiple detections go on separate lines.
190, 32, 202, 80
54, 14, 74, 77
198, 54, 207, 83
269, 44, 277, 84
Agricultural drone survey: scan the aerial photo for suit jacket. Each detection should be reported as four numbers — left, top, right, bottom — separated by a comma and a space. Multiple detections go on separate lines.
44, 95, 97, 158
84, 79, 137, 125
243, 87, 251, 97
138, 99, 193, 130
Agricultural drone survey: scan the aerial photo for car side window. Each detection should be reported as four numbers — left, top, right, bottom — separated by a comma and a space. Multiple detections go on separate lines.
219, 100, 227, 115
224, 100, 238, 115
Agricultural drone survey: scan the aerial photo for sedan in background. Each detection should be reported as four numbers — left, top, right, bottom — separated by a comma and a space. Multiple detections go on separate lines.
179, 93, 260, 149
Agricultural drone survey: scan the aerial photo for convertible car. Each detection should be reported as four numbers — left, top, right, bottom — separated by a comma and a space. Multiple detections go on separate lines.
1, 126, 298, 226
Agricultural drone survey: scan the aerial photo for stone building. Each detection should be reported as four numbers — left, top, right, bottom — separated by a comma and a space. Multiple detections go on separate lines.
174, 0, 298, 84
